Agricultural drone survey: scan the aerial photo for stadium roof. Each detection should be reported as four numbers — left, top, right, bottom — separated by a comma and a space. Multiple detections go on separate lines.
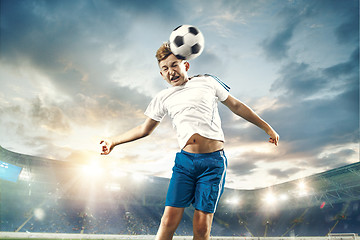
1, 146, 359, 213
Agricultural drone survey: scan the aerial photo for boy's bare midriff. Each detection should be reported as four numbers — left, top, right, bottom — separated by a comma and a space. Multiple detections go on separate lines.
182, 133, 224, 154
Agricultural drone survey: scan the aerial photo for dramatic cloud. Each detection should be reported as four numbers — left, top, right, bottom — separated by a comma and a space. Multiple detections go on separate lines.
0, 0, 358, 189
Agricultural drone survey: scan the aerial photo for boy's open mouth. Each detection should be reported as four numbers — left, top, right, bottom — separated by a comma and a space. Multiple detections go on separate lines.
171, 75, 180, 81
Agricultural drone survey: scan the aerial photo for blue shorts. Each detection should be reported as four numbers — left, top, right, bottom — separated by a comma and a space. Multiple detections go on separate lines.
165, 149, 227, 213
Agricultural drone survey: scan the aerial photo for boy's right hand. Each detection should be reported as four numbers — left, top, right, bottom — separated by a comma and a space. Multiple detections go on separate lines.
267, 129, 279, 146
100, 139, 115, 155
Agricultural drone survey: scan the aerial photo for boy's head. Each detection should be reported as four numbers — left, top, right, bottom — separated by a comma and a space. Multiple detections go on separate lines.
156, 42, 190, 87
156, 42, 172, 63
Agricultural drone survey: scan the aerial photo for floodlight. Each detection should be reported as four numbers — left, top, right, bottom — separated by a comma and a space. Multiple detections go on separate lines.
82, 163, 104, 177
298, 181, 306, 189
132, 173, 147, 182
105, 183, 121, 191
298, 189, 308, 197
18, 168, 31, 181
110, 169, 127, 178
34, 208, 45, 220
264, 192, 276, 204
279, 194, 289, 201
226, 197, 240, 205
297, 181, 308, 197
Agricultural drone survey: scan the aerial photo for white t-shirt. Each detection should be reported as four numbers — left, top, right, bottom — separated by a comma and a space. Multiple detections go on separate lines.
144, 74, 230, 149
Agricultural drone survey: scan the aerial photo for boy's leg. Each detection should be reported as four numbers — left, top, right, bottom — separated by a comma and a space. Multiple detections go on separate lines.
155, 206, 185, 240
193, 209, 214, 240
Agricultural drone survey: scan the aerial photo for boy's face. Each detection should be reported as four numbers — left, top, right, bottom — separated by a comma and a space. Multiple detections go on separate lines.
159, 54, 189, 87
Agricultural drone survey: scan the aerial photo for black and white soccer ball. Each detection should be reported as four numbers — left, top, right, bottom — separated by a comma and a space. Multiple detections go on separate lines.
169, 25, 205, 60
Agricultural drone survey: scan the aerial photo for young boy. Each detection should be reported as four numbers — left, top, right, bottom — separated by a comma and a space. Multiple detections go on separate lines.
100, 43, 279, 240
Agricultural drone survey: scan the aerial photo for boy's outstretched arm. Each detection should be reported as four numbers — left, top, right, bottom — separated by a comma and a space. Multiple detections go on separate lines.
222, 95, 279, 146
100, 117, 160, 155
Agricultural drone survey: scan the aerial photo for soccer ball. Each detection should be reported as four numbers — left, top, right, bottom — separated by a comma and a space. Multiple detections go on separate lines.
169, 25, 205, 60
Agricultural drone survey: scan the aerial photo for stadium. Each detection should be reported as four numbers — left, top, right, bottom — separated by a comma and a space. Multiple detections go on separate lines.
0, 145, 359, 240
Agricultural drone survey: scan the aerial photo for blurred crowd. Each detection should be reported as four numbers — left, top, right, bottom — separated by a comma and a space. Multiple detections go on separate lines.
1, 195, 359, 236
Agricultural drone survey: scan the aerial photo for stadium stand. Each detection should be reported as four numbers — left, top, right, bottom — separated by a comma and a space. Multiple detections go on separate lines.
0, 145, 359, 238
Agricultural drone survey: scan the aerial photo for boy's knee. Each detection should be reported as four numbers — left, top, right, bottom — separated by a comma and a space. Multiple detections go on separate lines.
193, 223, 211, 237
160, 215, 179, 230
193, 210, 213, 239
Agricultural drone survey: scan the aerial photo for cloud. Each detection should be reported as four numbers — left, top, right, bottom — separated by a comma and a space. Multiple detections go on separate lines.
271, 46, 358, 102
229, 0, 358, 180
323, 47, 359, 78
271, 62, 328, 98
314, 148, 358, 168
227, 158, 257, 176
191, 50, 225, 77
258, 46, 359, 171
0, 0, 169, 97
262, 21, 299, 61
30, 97, 71, 134
0, 0, 358, 189
105, 0, 181, 18
333, 0, 359, 45
261, 0, 359, 61
268, 167, 302, 180
260, 2, 308, 61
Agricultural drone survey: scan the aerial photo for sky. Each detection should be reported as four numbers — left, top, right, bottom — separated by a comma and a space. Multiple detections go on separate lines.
0, 0, 359, 190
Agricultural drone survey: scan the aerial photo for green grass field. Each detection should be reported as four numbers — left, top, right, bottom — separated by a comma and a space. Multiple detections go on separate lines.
1, 232, 358, 240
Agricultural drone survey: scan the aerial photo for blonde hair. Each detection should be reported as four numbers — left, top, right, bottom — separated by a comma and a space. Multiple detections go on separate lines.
156, 42, 172, 63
